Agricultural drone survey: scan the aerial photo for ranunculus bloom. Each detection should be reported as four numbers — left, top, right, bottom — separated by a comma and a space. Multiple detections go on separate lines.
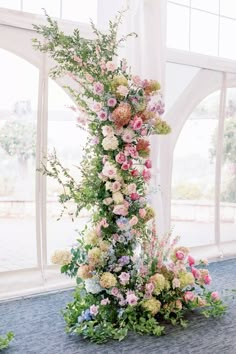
175, 250, 185, 260
145, 159, 152, 169
98, 110, 108, 121
121, 162, 130, 170
126, 293, 138, 306
118, 272, 130, 285
184, 291, 195, 302
139, 208, 146, 218
111, 287, 119, 296
90, 304, 99, 316
142, 169, 151, 182
106, 61, 116, 72
130, 193, 139, 201
92, 102, 103, 112
93, 81, 104, 95
188, 255, 195, 267
129, 215, 138, 226
211, 291, 220, 301
107, 97, 117, 107
115, 152, 126, 164
122, 128, 135, 143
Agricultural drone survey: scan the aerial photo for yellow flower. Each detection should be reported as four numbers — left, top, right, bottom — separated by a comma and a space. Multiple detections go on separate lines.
99, 240, 110, 253
112, 191, 124, 204
179, 272, 195, 288
77, 264, 93, 280
84, 229, 98, 245
142, 298, 161, 315
51, 250, 72, 266
88, 247, 103, 266
111, 75, 128, 92
148, 273, 166, 295
99, 272, 117, 288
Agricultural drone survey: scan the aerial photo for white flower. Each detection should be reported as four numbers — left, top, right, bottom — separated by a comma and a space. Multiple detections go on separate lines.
102, 162, 117, 179
102, 136, 119, 151
102, 125, 114, 137
85, 277, 103, 294
122, 128, 135, 143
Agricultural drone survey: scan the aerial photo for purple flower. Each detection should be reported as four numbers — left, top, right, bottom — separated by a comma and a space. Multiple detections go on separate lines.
93, 82, 104, 95
118, 272, 130, 285
118, 256, 130, 266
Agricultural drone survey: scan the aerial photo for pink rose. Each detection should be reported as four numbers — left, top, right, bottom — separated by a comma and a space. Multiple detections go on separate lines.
184, 291, 195, 302
130, 193, 140, 201
117, 85, 129, 97
122, 129, 135, 143
98, 110, 108, 121
115, 152, 126, 164
111, 181, 121, 192
111, 287, 119, 296
191, 267, 200, 279
211, 291, 219, 301
126, 293, 138, 306
106, 61, 116, 72
140, 128, 147, 136
113, 204, 128, 216
92, 102, 103, 112
139, 209, 146, 218
107, 97, 117, 107
142, 169, 151, 182
89, 304, 99, 316
118, 272, 130, 285
129, 215, 138, 226
101, 298, 111, 305
132, 116, 143, 130
145, 159, 152, 169
93, 81, 104, 95
131, 169, 139, 177
121, 162, 130, 170
175, 250, 185, 261
127, 183, 137, 194
188, 255, 195, 267
203, 274, 212, 285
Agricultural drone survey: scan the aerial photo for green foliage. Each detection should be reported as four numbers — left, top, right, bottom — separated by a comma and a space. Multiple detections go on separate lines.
0, 332, 14, 351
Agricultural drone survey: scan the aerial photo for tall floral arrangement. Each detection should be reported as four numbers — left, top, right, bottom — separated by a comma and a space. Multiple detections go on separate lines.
33, 13, 225, 343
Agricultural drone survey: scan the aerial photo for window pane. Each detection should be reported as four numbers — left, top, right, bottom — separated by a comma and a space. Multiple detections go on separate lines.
191, 9, 219, 56
219, 18, 236, 60
62, 0, 97, 23
167, 3, 190, 50
191, 0, 219, 14
47, 79, 89, 264
0, 0, 20, 10
165, 63, 199, 111
172, 91, 220, 247
220, 88, 236, 243
0, 49, 38, 271
23, 0, 60, 17
220, 0, 236, 19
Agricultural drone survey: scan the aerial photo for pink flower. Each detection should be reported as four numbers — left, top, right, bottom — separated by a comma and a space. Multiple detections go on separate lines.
113, 204, 129, 216
101, 298, 111, 305
145, 282, 154, 293
92, 102, 103, 112
102, 125, 114, 137
117, 85, 129, 97
203, 274, 212, 285
127, 183, 137, 194
111, 181, 121, 192
85, 73, 94, 83
98, 110, 108, 121
139, 209, 146, 218
140, 128, 147, 136
191, 267, 200, 279
145, 159, 152, 169
111, 287, 119, 296
131, 169, 139, 177
106, 61, 116, 72
184, 291, 195, 302
126, 293, 138, 306
115, 152, 126, 164
132, 116, 143, 130
122, 129, 135, 143
129, 215, 138, 226
132, 75, 142, 86
188, 255, 195, 267
89, 304, 99, 316
93, 81, 104, 95
121, 162, 130, 171
118, 272, 130, 285
107, 97, 117, 107
211, 291, 220, 301
73, 55, 83, 65
91, 137, 99, 144
102, 155, 108, 164
130, 193, 139, 201
142, 169, 151, 182
175, 250, 185, 261
172, 278, 180, 289
100, 218, 109, 228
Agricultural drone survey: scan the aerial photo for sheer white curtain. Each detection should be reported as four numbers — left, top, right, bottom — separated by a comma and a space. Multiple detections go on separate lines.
119, 0, 167, 234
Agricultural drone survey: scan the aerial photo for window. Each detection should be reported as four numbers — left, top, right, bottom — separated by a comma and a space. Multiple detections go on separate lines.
167, 0, 236, 60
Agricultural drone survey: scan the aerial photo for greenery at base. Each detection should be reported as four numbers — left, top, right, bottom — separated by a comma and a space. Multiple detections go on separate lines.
0, 332, 14, 351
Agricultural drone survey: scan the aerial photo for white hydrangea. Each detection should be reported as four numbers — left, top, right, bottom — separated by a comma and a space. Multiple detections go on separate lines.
102, 136, 119, 150
85, 277, 103, 294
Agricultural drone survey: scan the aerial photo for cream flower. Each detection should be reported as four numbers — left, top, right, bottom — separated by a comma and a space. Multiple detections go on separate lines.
112, 191, 124, 204
51, 250, 72, 265
100, 272, 117, 288
102, 136, 119, 151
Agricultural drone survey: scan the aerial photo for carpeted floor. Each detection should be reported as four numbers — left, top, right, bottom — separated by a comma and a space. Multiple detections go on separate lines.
0, 258, 236, 354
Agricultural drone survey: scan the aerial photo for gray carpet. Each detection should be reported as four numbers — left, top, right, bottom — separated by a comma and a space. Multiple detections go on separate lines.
1, 258, 236, 354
